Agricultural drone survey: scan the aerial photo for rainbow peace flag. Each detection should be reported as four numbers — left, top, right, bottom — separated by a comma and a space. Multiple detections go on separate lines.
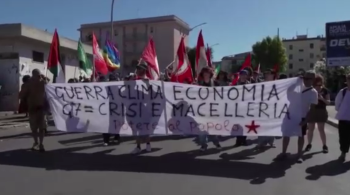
102, 39, 120, 71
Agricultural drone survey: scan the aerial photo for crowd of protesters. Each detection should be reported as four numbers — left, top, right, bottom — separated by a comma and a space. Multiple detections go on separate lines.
16, 63, 350, 163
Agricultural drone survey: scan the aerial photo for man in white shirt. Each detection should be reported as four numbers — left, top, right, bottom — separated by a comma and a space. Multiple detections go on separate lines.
279, 71, 318, 163
334, 73, 350, 162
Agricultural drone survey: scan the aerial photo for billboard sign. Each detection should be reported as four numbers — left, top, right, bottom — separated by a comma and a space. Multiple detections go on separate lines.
326, 21, 350, 66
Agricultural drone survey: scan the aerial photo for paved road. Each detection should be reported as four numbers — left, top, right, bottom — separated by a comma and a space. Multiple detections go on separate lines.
0, 125, 349, 195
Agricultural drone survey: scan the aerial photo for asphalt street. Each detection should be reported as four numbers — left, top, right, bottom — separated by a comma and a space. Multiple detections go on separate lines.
0, 124, 349, 195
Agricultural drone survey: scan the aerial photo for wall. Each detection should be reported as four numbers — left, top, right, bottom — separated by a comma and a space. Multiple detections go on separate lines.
80, 20, 188, 75
283, 39, 326, 75
0, 38, 82, 111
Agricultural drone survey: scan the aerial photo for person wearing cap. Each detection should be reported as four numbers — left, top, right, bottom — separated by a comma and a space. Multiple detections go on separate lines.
19, 69, 48, 152
234, 69, 250, 146
135, 62, 149, 80
334, 73, 350, 162
197, 67, 221, 150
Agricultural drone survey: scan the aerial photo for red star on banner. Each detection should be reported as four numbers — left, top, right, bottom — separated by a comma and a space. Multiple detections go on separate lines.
245, 120, 260, 134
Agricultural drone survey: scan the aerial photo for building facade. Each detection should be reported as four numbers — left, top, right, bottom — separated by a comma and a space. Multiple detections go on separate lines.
221, 52, 251, 73
78, 15, 190, 75
0, 23, 92, 111
282, 35, 326, 76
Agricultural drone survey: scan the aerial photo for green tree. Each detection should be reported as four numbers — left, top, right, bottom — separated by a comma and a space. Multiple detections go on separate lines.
186, 46, 214, 76
252, 36, 287, 72
314, 59, 350, 93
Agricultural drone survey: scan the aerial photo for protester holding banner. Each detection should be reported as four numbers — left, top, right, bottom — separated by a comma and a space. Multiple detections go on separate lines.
335, 73, 350, 162
102, 75, 121, 146
305, 74, 329, 153
215, 71, 229, 86
256, 70, 276, 149
280, 71, 318, 163
234, 70, 250, 146
131, 62, 152, 154
197, 67, 221, 150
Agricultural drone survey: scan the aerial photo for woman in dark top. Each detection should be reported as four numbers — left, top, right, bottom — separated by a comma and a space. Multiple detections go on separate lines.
305, 74, 330, 153
215, 71, 229, 86
197, 67, 221, 150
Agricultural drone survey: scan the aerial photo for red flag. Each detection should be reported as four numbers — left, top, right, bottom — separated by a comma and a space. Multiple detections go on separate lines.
195, 30, 208, 76
272, 64, 279, 79
239, 53, 252, 71
206, 44, 212, 68
255, 63, 260, 73
230, 73, 240, 86
92, 33, 108, 76
171, 37, 193, 83
140, 37, 159, 80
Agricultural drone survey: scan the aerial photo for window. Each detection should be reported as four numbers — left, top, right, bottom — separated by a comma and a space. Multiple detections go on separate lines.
32, 51, 44, 63
133, 43, 137, 52
299, 49, 304, 52
310, 43, 314, 49
114, 29, 118, 36
289, 54, 293, 60
289, 45, 293, 50
289, 63, 293, 69
150, 27, 154, 33
322, 53, 326, 58
310, 53, 314, 58
0, 52, 19, 59
133, 27, 137, 37
299, 59, 304, 62
310, 63, 314, 68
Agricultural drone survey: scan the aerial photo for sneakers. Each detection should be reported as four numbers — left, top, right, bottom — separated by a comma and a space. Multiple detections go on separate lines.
200, 144, 208, 151
305, 144, 312, 152
322, 145, 329, 153
131, 144, 152, 154
39, 144, 45, 152
338, 153, 346, 162
31, 143, 39, 151
131, 147, 142, 154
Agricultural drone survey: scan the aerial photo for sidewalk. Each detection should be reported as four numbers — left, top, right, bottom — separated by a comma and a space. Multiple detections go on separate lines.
0, 113, 29, 130
326, 106, 337, 127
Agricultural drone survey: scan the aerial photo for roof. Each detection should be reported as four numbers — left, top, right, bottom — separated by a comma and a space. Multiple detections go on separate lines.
282, 35, 326, 43
79, 15, 190, 31
221, 51, 251, 60
0, 23, 92, 54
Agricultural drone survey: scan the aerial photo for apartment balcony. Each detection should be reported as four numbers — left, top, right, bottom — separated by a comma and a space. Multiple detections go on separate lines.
124, 33, 148, 42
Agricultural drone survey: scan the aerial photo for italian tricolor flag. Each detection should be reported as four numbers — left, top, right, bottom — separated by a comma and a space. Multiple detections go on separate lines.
47, 29, 65, 83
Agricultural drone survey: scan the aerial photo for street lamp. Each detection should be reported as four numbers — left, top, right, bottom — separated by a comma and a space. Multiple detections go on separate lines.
209, 43, 219, 48
110, 0, 115, 41
189, 22, 207, 32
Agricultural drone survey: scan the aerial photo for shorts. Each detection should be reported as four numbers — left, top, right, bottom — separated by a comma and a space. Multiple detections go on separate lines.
29, 111, 47, 131
308, 108, 328, 123
301, 118, 307, 136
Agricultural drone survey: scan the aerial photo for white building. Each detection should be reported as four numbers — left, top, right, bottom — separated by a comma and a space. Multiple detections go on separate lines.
0, 23, 92, 111
282, 35, 326, 76
78, 15, 190, 74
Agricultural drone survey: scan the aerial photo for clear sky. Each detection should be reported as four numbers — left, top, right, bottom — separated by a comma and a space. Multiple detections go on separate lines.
1, 0, 349, 61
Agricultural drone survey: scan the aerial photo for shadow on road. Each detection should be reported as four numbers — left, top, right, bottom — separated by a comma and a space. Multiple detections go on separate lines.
0, 144, 317, 184
0, 131, 70, 140
305, 159, 350, 180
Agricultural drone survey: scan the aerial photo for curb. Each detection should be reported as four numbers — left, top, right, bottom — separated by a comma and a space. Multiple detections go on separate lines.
326, 118, 337, 128
0, 123, 29, 130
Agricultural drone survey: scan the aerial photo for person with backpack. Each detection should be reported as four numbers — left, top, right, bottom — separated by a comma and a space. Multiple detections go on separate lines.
335, 73, 350, 162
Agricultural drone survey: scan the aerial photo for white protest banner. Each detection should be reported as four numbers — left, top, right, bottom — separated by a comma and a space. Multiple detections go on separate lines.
45, 78, 303, 136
